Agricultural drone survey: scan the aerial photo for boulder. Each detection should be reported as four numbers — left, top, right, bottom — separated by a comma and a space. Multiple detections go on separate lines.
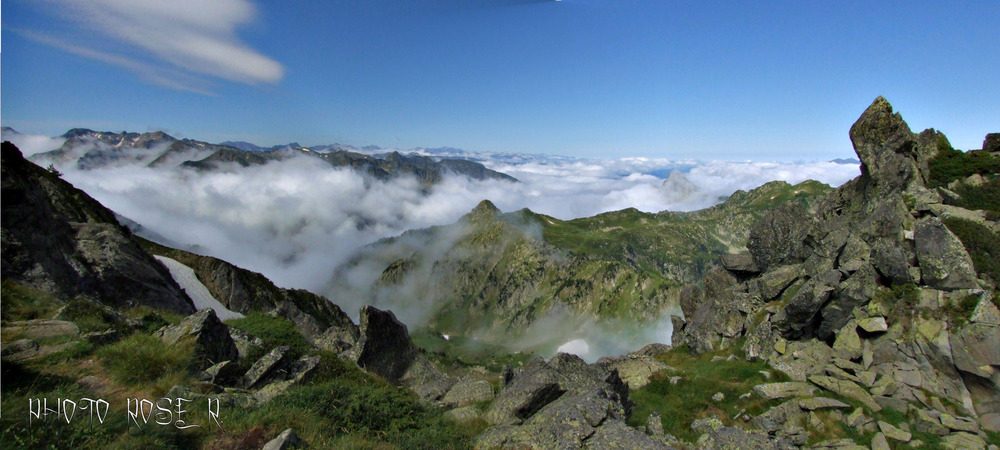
950, 323, 1000, 380
809, 375, 881, 412
798, 397, 850, 411
156, 309, 238, 366
720, 253, 759, 274
773, 277, 836, 339
941, 432, 987, 449
755, 264, 802, 301
877, 421, 911, 442
914, 217, 979, 290
262, 428, 306, 450
752, 382, 818, 399
748, 202, 811, 271
350, 306, 417, 383
440, 377, 494, 408
444, 406, 481, 424
857, 317, 888, 333
597, 352, 670, 389
242, 345, 291, 390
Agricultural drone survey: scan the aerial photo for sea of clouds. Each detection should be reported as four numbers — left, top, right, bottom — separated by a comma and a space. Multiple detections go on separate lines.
6, 130, 860, 356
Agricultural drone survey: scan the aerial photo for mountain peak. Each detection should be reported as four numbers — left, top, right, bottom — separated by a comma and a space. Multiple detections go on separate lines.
848, 96, 921, 192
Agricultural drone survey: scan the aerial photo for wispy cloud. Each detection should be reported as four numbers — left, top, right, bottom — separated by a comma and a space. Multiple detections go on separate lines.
17, 30, 217, 96
31, 0, 283, 90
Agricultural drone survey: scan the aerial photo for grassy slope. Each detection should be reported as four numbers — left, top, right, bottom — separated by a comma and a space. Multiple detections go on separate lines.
0, 282, 476, 449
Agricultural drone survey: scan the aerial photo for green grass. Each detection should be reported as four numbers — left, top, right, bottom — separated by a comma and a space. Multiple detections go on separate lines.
96, 333, 194, 387
1, 280, 64, 323
943, 217, 1000, 284
223, 366, 478, 449
224, 312, 312, 363
627, 345, 790, 442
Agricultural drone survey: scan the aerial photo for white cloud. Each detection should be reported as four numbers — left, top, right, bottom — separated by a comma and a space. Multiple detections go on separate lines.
38, 0, 283, 88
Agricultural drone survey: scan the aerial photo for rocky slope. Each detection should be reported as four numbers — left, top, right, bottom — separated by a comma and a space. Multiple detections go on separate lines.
329, 177, 831, 349
1, 141, 194, 314
673, 97, 1000, 447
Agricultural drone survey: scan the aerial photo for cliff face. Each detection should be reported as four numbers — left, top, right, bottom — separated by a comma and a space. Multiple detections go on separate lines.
1, 141, 195, 314
674, 97, 1000, 436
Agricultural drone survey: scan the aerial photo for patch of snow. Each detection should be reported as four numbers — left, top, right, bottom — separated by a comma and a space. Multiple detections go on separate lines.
443, 334, 450, 340
154, 255, 244, 320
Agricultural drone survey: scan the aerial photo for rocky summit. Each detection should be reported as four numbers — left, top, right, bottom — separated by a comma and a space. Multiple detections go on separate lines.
674, 96, 1000, 446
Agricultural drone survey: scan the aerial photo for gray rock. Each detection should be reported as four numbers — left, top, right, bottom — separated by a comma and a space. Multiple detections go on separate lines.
774, 278, 836, 339
350, 305, 417, 383
712, 392, 725, 402
809, 375, 881, 412
1, 338, 40, 362
698, 424, 783, 449
971, 294, 1000, 325
444, 406, 481, 424
2, 320, 79, 340
204, 360, 241, 386
401, 355, 456, 402
950, 323, 1000, 380
262, 428, 306, 450
440, 377, 494, 408
915, 217, 979, 290
857, 316, 888, 333
939, 413, 979, 433
832, 321, 862, 360
877, 421, 912, 442
645, 412, 664, 437
752, 382, 818, 399
849, 96, 921, 194
942, 432, 988, 449
871, 432, 890, 450
720, 253, 759, 274
241, 345, 291, 389
798, 397, 850, 411
156, 309, 238, 367
227, 326, 264, 361
756, 264, 802, 301
748, 203, 812, 272
596, 353, 669, 390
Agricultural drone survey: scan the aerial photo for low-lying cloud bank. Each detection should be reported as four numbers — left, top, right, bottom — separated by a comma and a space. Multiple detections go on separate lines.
8, 130, 859, 346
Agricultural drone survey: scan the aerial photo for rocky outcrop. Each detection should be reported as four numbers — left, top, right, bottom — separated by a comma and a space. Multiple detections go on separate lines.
141, 239, 358, 348
350, 305, 418, 383
476, 353, 665, 449
156, 308, 239, 367
675, 97, 999, 444
1, 142, 194, 314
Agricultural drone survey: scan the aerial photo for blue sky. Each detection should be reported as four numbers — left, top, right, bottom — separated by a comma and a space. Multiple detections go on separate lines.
2, 0, 997, 160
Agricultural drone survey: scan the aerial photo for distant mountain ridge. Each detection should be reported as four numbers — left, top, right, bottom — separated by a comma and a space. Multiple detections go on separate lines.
31, 128, 518, 186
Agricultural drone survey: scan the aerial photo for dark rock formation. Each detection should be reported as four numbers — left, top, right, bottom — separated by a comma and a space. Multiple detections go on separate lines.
350, 306, 418, 383
156, 309, 239, 367
1, 141, 194, 314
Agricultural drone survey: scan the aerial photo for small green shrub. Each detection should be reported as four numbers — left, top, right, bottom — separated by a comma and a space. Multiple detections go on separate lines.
97, 333, 193, 386
928, 146, 1000, 188
952, 178, 1000, 214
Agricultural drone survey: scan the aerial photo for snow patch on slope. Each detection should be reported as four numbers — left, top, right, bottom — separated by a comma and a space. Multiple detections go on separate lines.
154, 255, 244, 320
